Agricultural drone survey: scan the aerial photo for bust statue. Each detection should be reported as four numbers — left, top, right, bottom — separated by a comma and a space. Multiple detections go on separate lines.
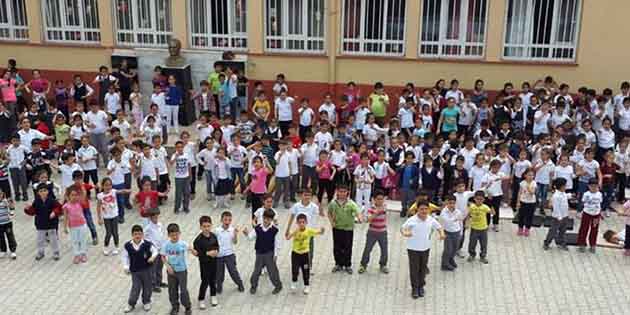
165, 38, 186, 67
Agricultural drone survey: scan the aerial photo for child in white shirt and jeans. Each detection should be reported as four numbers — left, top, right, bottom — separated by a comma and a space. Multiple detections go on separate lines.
544, 178, 571, 251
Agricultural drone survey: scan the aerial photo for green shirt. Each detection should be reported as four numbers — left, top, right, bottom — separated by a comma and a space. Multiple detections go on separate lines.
328, 199, 360, 231
208, 72, 221, 94
369, 93, 389, 118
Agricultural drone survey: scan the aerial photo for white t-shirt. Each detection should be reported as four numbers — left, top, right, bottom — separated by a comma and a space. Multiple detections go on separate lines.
469, 165, 488, 191
398, 107, 414, 128
171, 153, 191, 178
274, 151, 291, 178
519, 180, 537, 203
290, 201, 319, 227
314, 132, 333, 152
112, 119, 131, 139
140, 155, 158, 180
533, 111, 550, 135
197, 148, 216, 171
401, 215, 442, 251
151, 147, 169, 175
227, 143, 247, 168
582, 191, 602, 216
458, 102, 477, 126
597, 128, 615, 149
70, 125, 85, 141
151, 92, 166, 109
484, 171, 505, 197
59, 163, 82, 189
330, 150, 347, 169
77, 145, 98, 170
578, 159, 599, 183
299, 107, 314, 127
355, 107, 370, 130
513, 160, 532, 178
7, 145, 27, 167
97, 190, 119, 219
107, 159, 128, 185
86, 110, 109, 134
553, 165, 574, 190
300, 143, 318, 167
275, 97, 295, 121
459, 147, 480, 171
534, 160, 555, 185
319, 103, 336, 122
104, 92, 121, 114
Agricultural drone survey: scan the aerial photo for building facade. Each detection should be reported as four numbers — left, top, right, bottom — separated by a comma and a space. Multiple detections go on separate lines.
0, 0, 626, 105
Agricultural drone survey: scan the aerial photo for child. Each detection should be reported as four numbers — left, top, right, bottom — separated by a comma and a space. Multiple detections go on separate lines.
243, 156, 272, 216
197, 138, 216, 201
516, 169, 537, 237
192, 216, 220, 309
273, 140, 292, 209
252, 91, 271, 127
138, 144, 159, 191
298, 98, 314, 141
213, 147, 232, 209
69, 170, 98, 245
214, 211, 245, 294
286, 213, 324, 294
104, 85, 122, 118
112, 110, 132, 139
543, 178, 571, 251
26, 185, 62, 261
354, 153, 375, 215
577, 179, 603, 253
77, 135, 98, 196
0, 190, 16, 259
129, 83, 144, 130
227, 134, 247, 200
534, 149, 555, 215
315, 150, 336, 204
358, 190, 389, 274
56, 153, 82, 194
152, 135, 170, 204
467, 191, 494, 264
7, 135, 28, 201
401, 201, 445, 299
243, 209, 283, 295
419, 155, 443, 204
63, 186, 90, 264
398, 152, 420, 217
439, 195, 464, 271
122, 225, 158, 313
285, 189, 322, 266
97, 178, 131, 255
327, 185, 362, 273
453, 181, 474, 257
161, 223, 193, 315
170, 141, 192, 213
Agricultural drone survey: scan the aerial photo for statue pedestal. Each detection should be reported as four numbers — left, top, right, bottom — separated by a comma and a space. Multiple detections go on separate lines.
162, 64, 195, 126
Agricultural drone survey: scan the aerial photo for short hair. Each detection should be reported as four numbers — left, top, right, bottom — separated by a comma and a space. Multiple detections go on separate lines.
167, 223, 180, 234
71, 170, 83, 180
296, 213, 308, 222
263, 209, 275, 220
131, 225, 143, 234
373, 189, 385, 198
444, 195, 456, 201
199, 215, 212, 225
603, 230, 616, 243
474, 191, 486, 199
221, 211, 232, 219
553, 178, 567, 190
336, 184, 349, 191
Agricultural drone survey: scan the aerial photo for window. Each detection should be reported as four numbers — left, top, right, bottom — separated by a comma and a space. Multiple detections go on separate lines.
504, 0, 580, 61
42, 0, 100, 43
265, 0, 325, 53
0, 0, 28, 40
189, 0, 247, 50
115, 0, 173, 47
341, 0, 406, 56
419, 0, 488, 58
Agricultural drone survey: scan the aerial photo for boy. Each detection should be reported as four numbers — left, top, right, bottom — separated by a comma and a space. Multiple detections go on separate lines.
401, 201, 445, 299
273, 140, 292, 209
25, 185, 63, 261
0, 190, 16, 259
143, 207, 167, 291
358, 190, 389, 274
286, 190, 322, 267
577, 178, 603, 253
214, 211, 245, 294
439, 195, 464, 271
192, 216, 219, 309
354, 153, 375, 216
327, 185, 363, 273
398, 152, 420, 218
170, 141, 192, 214
286, 213, 324, 294
122, 225, 158, 313
453, 181, 474, 257
243, 209, 283, 295
7, 135, 28, 201
227, 134, 247, 200
467, 191, 493, 264
544, 178, 571, 251
161, 223, 192, 315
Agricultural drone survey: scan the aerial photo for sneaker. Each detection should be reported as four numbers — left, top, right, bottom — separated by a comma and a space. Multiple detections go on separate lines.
589, 247, 596, 254
112, 248, 120, 256
523, 228, 529, 237
332, 265, 342, 273
467, 256, 475, 262
303, 286, 310, 295
169, 308, 179, 315
272, 286, 282, 295
290, 282, 297, 291
440, 265, 455, 271
159, 282, 168, 288
480, 257, 489, 264
380, 266, 389, 274
237, 284, 245, 292
345, 267, 353, 274
559, 245, 570, 251
492, 225, 499, 232
418, 287, 425, 297
578, 246, 586, 253
35, 253, 45, 261
80, 254, 88, 263
152, 287, 161, 293
411, 288, 419, 299
52, 253, 60, 261
198, 301, 207, 310
358, 266, 367, 274
143, 303, 151, 311
72, 256, 81, 264
543, 244, 550, 251
92, 238, 98, 246
10, 252, 16, 260
119, 218, 125, 224
103, 249, 110, 256
123, 304, 134, 313
210, 296, 218, 307
0, 252, 6, 259
517, 228, 523, 236
250, 287, 257, 294
184, 308, 192, 315
456, 251, 466, 258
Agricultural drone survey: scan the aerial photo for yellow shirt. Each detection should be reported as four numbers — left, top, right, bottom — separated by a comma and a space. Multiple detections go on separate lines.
469, 204, 491, 230
252, 100, 271, 119
291, 227, 318, 254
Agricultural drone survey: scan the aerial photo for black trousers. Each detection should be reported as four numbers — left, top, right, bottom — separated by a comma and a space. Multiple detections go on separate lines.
83, 169, 99, 197
487, 196, 502, 225
625, 226, 630, 250
617, 173, 627, 202
190, 166, 197, 195
332, 228, 353, 267
251, 193, 264, 218
291, 252, 310, 285
198, 259, 217, 300
518, 202, 536, 229
0, 222, 17, 252
408, 249, 430, 290
317, 179, 334, 203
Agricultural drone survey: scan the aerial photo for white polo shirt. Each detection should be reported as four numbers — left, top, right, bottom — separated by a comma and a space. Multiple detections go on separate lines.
401, 215, 442, 251
290, 201, 319, 228
214, 225, 236, 257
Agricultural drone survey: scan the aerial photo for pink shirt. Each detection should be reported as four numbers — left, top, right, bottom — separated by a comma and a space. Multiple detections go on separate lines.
317, 160, 333, 180
30, 79, 48, 93
249, 168, 268, 194
63, 202, 86, 228
0, 79, 17, 102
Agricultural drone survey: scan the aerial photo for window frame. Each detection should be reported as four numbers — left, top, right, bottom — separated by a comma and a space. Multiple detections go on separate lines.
41, 0, 101, 44
502, 0, 582, 62
188, 0, 248, 51
264, 0, 327, 54
418, 0, 489, 59
113, 0, 173, 48
0, 0, 28, 41
340, 0, 408, 57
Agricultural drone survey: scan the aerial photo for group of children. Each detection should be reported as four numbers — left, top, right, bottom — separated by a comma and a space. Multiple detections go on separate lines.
2, 66, 630, 310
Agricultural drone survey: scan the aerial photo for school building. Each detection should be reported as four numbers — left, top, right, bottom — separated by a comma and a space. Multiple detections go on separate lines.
0, 0, 627, 105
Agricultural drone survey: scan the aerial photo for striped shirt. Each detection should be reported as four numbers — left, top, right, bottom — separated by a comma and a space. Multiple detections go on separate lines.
0, 200, 12, 225
367, 207, 387, 233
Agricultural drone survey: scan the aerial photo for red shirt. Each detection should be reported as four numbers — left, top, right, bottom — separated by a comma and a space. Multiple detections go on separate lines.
600, 162, 619, 186
289, 135, 301, 148
135, 191, 159, 217
367, 207, 387, 233
36, 122, 50, 150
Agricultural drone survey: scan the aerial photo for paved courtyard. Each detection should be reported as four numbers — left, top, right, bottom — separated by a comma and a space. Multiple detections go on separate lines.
2, 188, 630, 315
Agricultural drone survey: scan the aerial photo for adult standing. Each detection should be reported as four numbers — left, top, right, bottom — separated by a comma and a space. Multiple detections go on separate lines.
114, 59, 137, 112
274, 90, 295, 137
327, 185, 362, 274
85, 103, 110, 166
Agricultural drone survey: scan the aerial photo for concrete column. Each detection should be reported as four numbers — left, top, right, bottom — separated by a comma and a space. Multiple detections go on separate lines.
485, 0, 506, 62
247, 0, 264, 54
404, 0, 421, 59
327, 0, 339, 88
170, 0, 188, 48
25, 0, 42, 43
97, 0, 114, 46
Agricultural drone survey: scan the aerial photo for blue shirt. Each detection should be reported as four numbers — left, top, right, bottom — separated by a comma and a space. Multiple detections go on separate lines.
161, 240, 188, 272
402, 166, 414, 189
221, 81, 231, 106
165, 86, 183, 106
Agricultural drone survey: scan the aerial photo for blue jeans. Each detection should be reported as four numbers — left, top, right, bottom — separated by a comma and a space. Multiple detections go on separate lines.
205, 169, 214, 195
536, 183, 549, 212
400, 187, 416, 216
83, 208, 97, 240
230, 167, 246, 194
230, 97, 240, 119
602, 184, 615, 212
113, 184, 126, 220
239, 96, 248, 112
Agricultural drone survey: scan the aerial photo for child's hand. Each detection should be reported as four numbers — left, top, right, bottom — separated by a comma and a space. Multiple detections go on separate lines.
207, 250, 218, 257
124, 268, 130, 275
166, 266, 174, 275
49, 212, 56, 219
147, 256, 156, 264
191, 249, 198, 256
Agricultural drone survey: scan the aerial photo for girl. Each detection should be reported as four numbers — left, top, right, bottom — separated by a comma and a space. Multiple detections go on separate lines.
316, 150, 336, 204
330, 140, 348, 186
482, 160, 510, 231
243, 156, 272, 217
471, 79, 487, 106
70, 115, 86, 150
141, 116, 161, 144
129, 83, 143, 130
213, 147, 232, 209
534, 149, 555, 215
511, 150, 531, 209
77, 135, 98, 196
575, 148, 602, 212
63, 186, 89, 264
596, 118, 615, 161
516, 169, 537, 236
615, 137, 630, 202
553, 155, 575, 194
97, 177, 130, 256
577, 179, 602, 253
181, 131, 199, 198
0, 189, 16, 259
373, 150, 394, 196
53, 114, 70, 150
469, 153, 488, 192
362, 114, 388, 148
